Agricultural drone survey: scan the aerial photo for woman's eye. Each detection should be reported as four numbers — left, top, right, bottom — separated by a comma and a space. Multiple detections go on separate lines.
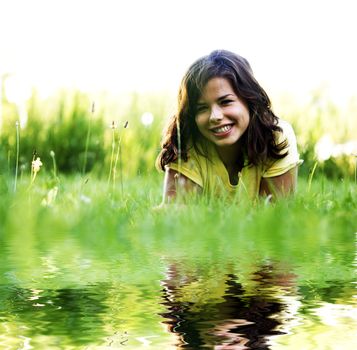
221, 99, 233, 105
196, 105, 208, 113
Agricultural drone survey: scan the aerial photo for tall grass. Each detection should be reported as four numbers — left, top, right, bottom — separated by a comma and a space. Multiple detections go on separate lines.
0, 89, 171, 179
82, 101, 95, 175
13, 120, 20, 192
0, 172, 355, 240
274, 89, 357, 178
0, 86, 356, 184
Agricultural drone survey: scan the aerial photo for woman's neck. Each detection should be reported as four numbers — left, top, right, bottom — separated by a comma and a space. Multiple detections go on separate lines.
215, 142, 242, 167
215, 143, 243, 186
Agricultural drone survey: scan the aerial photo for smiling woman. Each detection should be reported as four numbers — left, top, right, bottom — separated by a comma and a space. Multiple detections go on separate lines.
156, 50, 303, 203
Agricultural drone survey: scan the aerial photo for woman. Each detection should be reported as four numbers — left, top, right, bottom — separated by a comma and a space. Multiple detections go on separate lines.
156, 50, 302, 202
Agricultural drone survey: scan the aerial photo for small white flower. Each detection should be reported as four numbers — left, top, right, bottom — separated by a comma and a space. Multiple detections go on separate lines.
80, 194, 91, 204
32, 157, 43, 173
41, 186, 58, 207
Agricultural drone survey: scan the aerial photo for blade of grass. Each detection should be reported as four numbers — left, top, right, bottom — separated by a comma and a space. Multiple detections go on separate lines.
14, 121, 20, 192
308, 161, 318, 192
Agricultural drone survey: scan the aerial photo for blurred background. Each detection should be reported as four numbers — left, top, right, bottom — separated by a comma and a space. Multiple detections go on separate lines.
1, 0, 356, 179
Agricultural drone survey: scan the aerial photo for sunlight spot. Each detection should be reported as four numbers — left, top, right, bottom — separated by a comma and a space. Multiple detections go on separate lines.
313, 302, 357, 326
18, 335, 33, 350
136, 336, 157, 346
315, 135, 334, 161
28, 289, 43, 301
4, 74, 31, 128
141, 112, 154, 126
315, 135, 357, 162
4, 75, 31, 104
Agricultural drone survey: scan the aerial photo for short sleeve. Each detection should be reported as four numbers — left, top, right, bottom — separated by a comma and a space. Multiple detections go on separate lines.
262, 120, 303, 178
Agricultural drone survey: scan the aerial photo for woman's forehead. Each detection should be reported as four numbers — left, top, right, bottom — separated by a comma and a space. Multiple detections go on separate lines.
198, 77, 235, 102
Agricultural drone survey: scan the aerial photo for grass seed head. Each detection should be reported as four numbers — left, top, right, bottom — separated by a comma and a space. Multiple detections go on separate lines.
32, 157, 43, 173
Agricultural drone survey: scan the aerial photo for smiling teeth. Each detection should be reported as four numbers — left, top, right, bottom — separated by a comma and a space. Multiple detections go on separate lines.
212, 125, 232, 133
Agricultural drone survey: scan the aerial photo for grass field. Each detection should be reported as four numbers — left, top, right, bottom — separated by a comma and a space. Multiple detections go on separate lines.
1, 171, 355, 239
1, 85, 356, 258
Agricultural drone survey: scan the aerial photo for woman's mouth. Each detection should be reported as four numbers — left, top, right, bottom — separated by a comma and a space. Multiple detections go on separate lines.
210, 124, 233, 136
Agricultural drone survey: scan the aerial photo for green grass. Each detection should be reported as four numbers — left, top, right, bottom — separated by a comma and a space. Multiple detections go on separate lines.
0, 172, 355, 292
1, 172, 355, 246
2, 88, 357, 180
0, 172, 355, 311
0, 96, 355, 277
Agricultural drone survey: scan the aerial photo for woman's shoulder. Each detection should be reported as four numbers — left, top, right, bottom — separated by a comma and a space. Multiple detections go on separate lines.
275, 118, 297, 144
263, 118, 302, 178
163, 143, 206, 187
164, 139, 219, 188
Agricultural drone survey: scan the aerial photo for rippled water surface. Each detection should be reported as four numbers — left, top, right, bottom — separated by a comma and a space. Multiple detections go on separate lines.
0, 224, 356, 349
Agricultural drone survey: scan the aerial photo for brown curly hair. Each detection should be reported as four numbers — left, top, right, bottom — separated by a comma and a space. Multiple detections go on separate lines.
157, 50, 287, 171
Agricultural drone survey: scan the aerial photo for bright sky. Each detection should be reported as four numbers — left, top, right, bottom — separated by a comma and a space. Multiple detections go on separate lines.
1, 0, 357, 105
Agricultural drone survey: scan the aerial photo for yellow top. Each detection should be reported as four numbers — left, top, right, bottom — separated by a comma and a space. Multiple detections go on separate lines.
164, 119, 303, 199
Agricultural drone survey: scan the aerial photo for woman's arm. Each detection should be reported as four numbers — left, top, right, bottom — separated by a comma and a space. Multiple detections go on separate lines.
162, 168, 201, 204
259, 166, 298, 198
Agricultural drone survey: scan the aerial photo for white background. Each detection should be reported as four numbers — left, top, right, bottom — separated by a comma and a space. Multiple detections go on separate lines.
1, 0, 356, 105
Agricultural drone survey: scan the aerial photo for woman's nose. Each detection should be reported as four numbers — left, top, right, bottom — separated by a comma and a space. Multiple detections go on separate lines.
209, 106, 223, 122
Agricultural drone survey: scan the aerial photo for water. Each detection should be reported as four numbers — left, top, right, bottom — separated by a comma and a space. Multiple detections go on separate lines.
0, 228, 356, 349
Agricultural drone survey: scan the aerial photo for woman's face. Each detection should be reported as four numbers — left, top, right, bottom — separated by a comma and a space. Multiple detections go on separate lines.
194, 77, 250, 149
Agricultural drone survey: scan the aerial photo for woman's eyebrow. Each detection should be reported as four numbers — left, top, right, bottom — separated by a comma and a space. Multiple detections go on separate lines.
217, 94, 235, 101
197, 94, 235, 104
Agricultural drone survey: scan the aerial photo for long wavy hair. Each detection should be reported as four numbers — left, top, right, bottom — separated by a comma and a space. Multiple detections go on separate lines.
157, 50, 287, 171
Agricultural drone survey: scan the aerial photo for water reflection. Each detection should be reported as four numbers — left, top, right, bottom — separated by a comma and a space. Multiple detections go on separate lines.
0, 285, 108, 347
160, 262, 297, 349
0, 225, 355, 349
